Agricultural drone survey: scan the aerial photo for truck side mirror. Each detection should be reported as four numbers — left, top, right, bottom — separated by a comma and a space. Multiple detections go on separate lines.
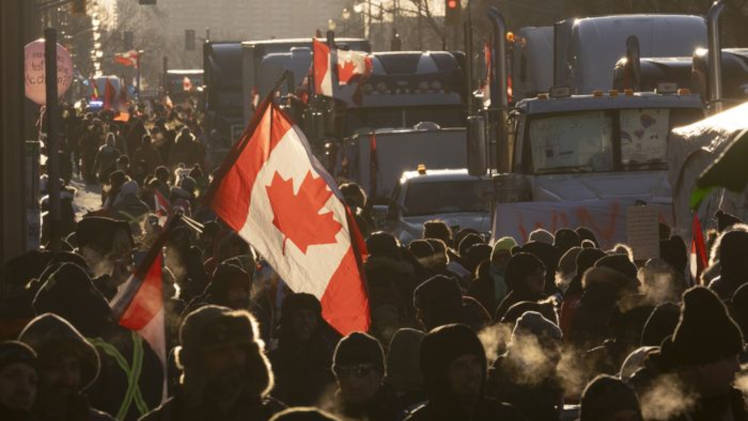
467, 115, 487, 176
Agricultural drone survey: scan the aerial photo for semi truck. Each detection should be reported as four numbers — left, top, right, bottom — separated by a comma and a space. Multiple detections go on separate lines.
477, 7, 721, 248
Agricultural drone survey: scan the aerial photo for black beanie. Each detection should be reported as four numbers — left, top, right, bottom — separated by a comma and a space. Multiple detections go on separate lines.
576, 248, 606, 275
179, 305, 257, 367
580, 375, 642, 421
413, 275, 462, 312
75, 216, 132, 253
420, 324, 486, 398
366, 232, 400, 259
595, 254, 637, 280
458, 233, 482, 258
505, 252, 545, 291
659, 236, 688, 274
333, 332, 385, 374
0, 341, 37, 372
669, 286, 743, 366
554, 228, 581, 253
408, 239, 434, 259
641, 302, 680, 347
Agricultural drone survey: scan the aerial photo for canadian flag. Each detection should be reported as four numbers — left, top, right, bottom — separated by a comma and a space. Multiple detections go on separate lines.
337, 49, 372, 86
690, 214, 709, 282
207, 99, 370, 334
154, 190, 171, 217
313, 39, 371, 99
313, 39, 333, 96
110, 216, 179, 400
114, 50, 139, 68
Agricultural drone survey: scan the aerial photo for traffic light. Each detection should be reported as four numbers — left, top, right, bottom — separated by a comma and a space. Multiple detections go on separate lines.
445, 0, 461, 25
185, 29, 196, 51
71, 0, 86, 14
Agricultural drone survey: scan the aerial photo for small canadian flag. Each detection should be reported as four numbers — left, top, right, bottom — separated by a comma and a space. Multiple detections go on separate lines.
114, 50, 139, 68
313, 38, 371, 100
207, 98, 370, 334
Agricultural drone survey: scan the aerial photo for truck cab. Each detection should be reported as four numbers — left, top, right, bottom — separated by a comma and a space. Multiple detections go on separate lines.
491, 89, 704, 247
386, 167, 493, 244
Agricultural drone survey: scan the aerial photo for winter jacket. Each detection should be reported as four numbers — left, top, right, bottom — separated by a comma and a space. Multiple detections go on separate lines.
404, 397, 526, 421
138, 391, 285, 421
94, 145, 120, 181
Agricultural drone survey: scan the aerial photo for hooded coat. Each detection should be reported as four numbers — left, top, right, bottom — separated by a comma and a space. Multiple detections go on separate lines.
405, 324, 525, 421
18, 313, 116, 421
31, 263, 163, 421
269, 294, 340, 406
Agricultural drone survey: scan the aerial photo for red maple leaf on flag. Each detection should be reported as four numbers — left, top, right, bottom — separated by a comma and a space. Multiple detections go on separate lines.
338, 59, 357, 85
266, 170, 342, 254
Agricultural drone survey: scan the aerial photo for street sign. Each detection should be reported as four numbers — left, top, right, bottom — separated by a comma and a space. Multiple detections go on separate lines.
24, 39, 73, 105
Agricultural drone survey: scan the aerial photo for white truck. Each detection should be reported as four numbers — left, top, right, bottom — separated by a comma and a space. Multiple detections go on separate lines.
508, 14, 707, 101
489, 89, 704, 248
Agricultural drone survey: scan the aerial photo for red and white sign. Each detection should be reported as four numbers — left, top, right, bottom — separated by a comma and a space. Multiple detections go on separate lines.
209, 100, 370, 334
24, 39, 73, 105
114, 50, 139, 68
313, 39, 333, 96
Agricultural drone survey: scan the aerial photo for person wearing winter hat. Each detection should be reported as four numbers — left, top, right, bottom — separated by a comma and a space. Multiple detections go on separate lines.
269, 407, 341, 421
595, 253, 638, 281
709, 225, 748, 300
555, 246, 582, 294
575, 226, 599, 248
142, 305, 284, 421
329, 332, 398, 421
487, 312, 564, 421
579, 375, 643, 421
640, 302, 680, 347
494, 253, 547, 321
365, 232, 418, 340
558, 247, 606, 336
412, 275, 467, 331
554, 228, 581, 255
32, 263, 163, 421
18, 314, 114, 421
422, 220, 454, 248
0, 341, 37, 420
647, 287, 747, 420
520, 241, 561, 296
201, 262, 252, 310
528, 228, 554, 245
406, 324, 524, 421
466, 237, 517, 316
386, 328, 426, 414
270, 293, 340, 406
74, 216, 133, 279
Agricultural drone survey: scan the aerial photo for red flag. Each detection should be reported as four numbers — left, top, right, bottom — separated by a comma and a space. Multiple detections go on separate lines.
110, 215, 180, 399
690, 214, 709, 282
103, 79, 115, 110
114, 50, 139, 68
154, 190, 171, 217
207, 99, 370, 334
313, 39, 333, 96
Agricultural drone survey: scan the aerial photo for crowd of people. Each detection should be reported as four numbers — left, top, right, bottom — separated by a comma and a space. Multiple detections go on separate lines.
2, 102, 748, 421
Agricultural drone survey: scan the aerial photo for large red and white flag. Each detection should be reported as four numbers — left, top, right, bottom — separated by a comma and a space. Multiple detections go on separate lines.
313, 39, 333, 96
207, 100, 370, 334
154, 190, 171, 217
114, 50, 139, 68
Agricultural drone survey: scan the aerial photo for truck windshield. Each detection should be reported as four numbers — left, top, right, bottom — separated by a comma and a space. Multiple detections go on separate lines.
529, 108, 703, 174
530, 111, 614, 173
403, 180, 491, 217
